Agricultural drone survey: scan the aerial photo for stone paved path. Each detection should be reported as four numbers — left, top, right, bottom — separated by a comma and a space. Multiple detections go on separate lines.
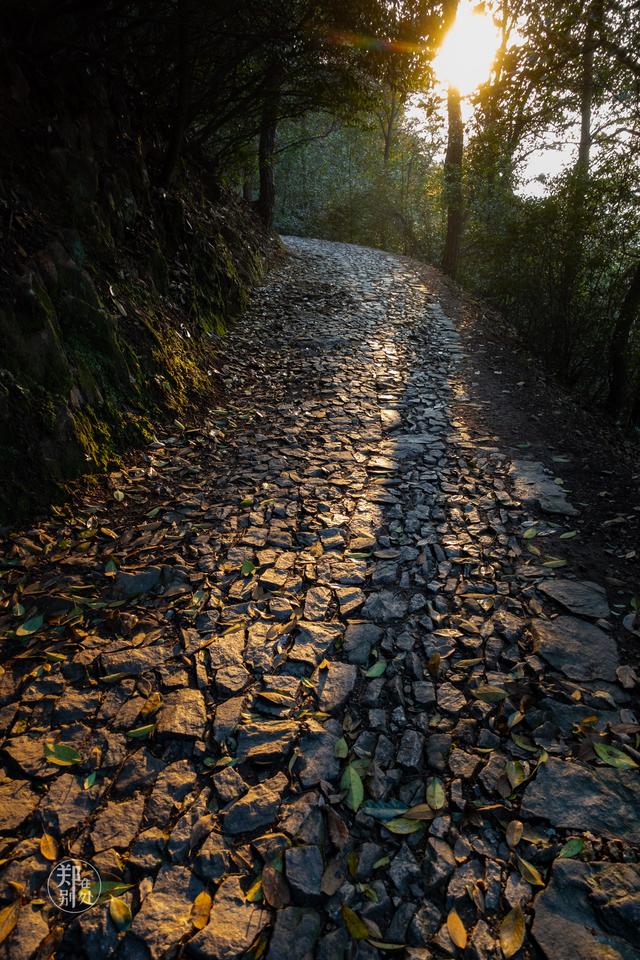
1, 238, 639, 960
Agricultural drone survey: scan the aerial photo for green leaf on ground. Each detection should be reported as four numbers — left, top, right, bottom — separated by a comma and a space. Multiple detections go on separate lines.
364, 659, 387, 678
593, 743, 638, 769
43, 742, 81, 766
341, 904, 369, 940
341, 763, 364, 812
16, 614, 44, 637
126, 723, 155, 739
334, 737, 349, 758
558, 838, 584, 859
383, 817, 423, 835
506, 760, 527, 790
473, 684, 508, 703
426, 777, 446, 810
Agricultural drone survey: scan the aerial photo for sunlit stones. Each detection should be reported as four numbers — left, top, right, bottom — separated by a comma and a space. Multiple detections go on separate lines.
433, 2, 500, 96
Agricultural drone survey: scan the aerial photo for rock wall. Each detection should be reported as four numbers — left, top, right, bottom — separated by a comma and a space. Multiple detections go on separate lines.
0, 68, 273, 522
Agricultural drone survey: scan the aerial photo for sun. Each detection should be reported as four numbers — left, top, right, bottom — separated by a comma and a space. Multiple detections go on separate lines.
433, 2, 500, 96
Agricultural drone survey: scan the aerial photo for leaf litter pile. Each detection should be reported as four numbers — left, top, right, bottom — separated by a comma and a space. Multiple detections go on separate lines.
0, 238, 638, 960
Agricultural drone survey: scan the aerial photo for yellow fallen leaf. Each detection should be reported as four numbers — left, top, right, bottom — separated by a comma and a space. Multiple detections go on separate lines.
0, 901, 20, 945
500, 906, 526, 957
447, 909, 467, 949
109, 896, 132, 930
191, 890, 212, 930
40, 833, 58, 862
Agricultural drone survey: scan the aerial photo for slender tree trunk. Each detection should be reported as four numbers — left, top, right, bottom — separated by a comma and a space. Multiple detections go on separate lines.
441, 85, 464, 278
558, 18, 595, 365
161, 0, 192, 186
577, 23, 594, 175
242, 166, 253, 202
383, 90, 397, 171
256, 62, 281, 230
440, 0, 463, 277
608, 261, 640, 420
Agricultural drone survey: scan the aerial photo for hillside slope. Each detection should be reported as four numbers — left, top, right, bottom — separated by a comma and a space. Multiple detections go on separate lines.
0, 65, 275, 522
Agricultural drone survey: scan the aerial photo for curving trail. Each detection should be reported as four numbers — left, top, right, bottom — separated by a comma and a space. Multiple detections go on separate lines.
0, 238, 638, 960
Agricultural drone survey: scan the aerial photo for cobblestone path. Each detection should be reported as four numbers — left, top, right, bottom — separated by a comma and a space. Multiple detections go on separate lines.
0, 239, 638, 960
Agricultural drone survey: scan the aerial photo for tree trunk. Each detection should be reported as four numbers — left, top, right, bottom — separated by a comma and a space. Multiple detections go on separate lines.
383, 90, 397, 171
161, 0, 191, 186
441, 85, 464, 278
608, 260, 640, 420
242, 165, 253, 202
557, 18, 595, 362
256, 64, 281, 230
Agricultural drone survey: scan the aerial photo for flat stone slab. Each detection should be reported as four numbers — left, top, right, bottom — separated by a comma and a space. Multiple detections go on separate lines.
532, 860, 640, 960
3, 735, 58, 780
304, 586, 332, 621
129, 864, 203, 959
509, 460, 577, 515
0, 777, 39, 830
530, 615, 619, 681
236, 720, 297, 762
288, 622, 342, 670
222, 772, 287, 835
156, 688, 207, 738
245, 622, 277, 673
91, 795, 145, 852
207, 629, 246, 669
297, 719, 342, 787
41, 772, 101, 834
538, 579, 610, 619
437, 682, 468, 714
266, 906, 322, 960
315, 662, 357, 712
521, 757, 640, 843
1, 902, 50, 960
343, 622, 382, 665
361, 590, 408, 623
100, 645, 171, 676
188, 875, 268, 959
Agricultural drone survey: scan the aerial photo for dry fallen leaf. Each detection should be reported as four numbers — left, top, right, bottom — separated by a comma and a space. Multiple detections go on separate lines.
39, 833, 58, 862
506, 819, 523, 848
191, 890, 212, 930
447, 908, 467, 949
109, 896, 132, 931
500, 906, 526, 957
0, 901, 20, 945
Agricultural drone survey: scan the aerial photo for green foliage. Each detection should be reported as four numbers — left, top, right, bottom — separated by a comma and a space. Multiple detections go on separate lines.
275, 110, 444, 259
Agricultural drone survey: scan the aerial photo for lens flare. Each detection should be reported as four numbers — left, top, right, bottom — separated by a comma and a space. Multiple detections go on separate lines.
433, 2, 500, 95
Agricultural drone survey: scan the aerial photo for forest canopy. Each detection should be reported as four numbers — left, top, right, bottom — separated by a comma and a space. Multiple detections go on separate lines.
3, 0, 639, 424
